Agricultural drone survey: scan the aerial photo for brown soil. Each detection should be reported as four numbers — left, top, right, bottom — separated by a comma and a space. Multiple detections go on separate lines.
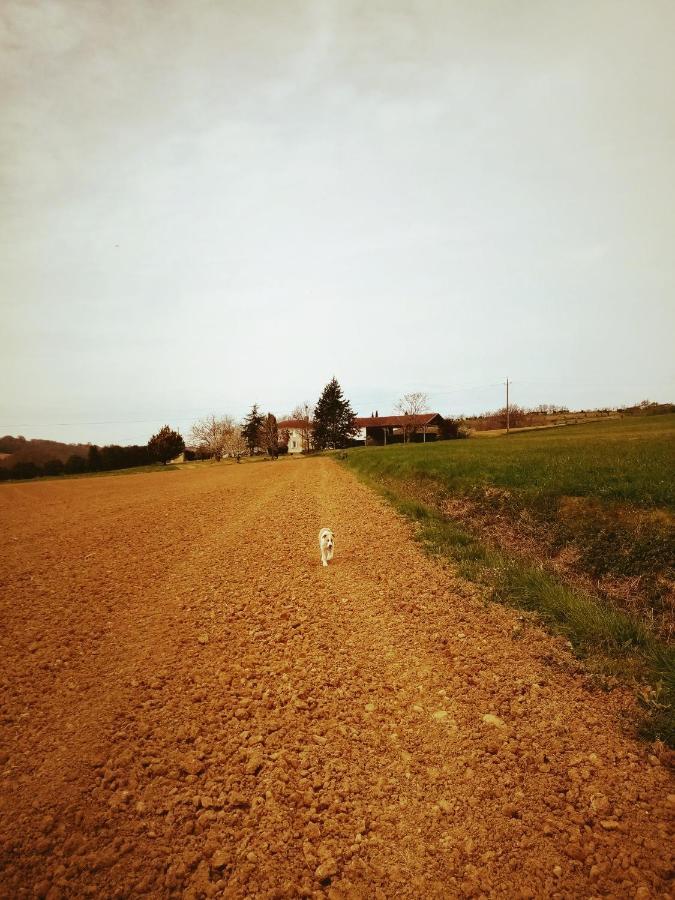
0, 458, 672, 899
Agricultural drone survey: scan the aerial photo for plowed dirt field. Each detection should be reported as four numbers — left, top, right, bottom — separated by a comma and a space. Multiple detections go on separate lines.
0, 457, 672, 899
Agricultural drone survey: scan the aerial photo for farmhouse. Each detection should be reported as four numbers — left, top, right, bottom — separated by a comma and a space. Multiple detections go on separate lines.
277, 419, 313, 454
278, 413, 446, 452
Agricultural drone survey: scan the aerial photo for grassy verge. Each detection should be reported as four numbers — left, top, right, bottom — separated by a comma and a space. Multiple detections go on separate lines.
340, 416, 675, 745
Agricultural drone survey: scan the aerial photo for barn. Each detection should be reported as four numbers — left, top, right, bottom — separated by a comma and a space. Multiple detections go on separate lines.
354, 413, 445, 446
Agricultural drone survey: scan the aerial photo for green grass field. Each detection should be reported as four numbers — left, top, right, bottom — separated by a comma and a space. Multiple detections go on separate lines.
341, 414, 675, 744
346, 415, 675, 508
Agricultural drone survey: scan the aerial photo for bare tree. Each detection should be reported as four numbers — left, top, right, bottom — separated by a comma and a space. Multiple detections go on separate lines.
291, 401, 313, 452
190, 415, 234, 461
278, 428, 291, 452
258, 413, 279, 458
223, 424, 247, 462
395, 391, 430, 443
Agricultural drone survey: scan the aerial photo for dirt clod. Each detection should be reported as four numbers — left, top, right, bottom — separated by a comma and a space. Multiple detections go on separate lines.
482, 713, 506, 728
211, 849, 228, 869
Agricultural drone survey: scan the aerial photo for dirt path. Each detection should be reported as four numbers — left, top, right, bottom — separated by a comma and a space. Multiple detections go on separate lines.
0, 458, 672, 899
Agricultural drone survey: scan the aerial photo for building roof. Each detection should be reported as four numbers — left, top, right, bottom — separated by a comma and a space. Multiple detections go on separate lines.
278, 413, 443, 430
277, 419, 312, 429
355, 413, 442, 428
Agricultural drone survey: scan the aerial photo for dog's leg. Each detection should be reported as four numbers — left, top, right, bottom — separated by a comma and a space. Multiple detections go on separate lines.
321, 548, 328, 567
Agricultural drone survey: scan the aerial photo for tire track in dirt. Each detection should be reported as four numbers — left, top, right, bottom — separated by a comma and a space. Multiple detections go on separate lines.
0, 458, 672, 898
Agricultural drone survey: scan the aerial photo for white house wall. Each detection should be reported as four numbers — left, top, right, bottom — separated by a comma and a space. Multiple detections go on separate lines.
287, 428, 305, 453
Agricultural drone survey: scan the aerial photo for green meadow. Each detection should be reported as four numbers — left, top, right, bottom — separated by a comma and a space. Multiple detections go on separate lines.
341, 415, 675, 744
346, 415, 674, 508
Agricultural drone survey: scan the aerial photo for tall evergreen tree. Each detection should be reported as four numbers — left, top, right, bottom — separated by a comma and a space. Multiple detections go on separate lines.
241, 403, 264, 455
312, 378, 358, 450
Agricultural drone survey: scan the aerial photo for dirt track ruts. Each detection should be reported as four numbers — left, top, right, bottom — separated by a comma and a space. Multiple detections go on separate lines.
0, 457, 672, 898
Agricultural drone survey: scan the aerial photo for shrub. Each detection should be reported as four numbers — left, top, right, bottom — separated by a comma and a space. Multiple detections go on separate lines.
148, 426, 185, 465
43, 458, 65, 476
64, 454, 88, 475
11, 461, 42, 479
100, 445, 125, 470
88, 446, 102, 471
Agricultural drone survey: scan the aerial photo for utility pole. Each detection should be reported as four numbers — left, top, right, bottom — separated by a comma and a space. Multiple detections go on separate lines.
506, 378, 510, 434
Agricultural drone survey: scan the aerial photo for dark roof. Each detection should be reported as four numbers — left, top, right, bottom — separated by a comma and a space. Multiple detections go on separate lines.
355, 413, 443, 428
278, 413, 444, 430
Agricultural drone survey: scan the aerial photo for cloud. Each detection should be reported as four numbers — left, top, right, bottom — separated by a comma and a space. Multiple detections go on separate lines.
0, 0, 87, 57
1, 1, 674, 443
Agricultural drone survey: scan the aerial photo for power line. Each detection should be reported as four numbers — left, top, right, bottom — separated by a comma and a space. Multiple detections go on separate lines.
0, 384, 505, 428
495, 381, 671, 391
0, 411, 231, 428
349, 381, 505, 403
3, 377, 672, 430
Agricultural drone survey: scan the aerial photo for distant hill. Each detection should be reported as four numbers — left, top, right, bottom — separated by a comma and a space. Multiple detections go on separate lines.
462, 401, 675, 432
0, 435, 90, 468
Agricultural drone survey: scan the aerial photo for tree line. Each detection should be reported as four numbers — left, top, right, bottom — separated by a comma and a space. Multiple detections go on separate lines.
0, 377, 467, 481
144, 377, 363, 466
0, 376, 356, 480
0, 443, 155, 482
185, 377, 361, 460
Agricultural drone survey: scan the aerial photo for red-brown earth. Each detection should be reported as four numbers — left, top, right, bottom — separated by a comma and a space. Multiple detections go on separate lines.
0, 458, 672, 898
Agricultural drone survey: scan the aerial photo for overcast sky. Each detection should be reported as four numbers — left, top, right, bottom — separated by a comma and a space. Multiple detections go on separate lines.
2, 0, 674, 445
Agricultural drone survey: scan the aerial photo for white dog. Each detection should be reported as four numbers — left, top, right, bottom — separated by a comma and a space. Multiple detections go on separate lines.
319, 527, 335, 567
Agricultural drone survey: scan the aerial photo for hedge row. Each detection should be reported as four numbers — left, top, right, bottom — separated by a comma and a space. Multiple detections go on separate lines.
0, 444, 152, 481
